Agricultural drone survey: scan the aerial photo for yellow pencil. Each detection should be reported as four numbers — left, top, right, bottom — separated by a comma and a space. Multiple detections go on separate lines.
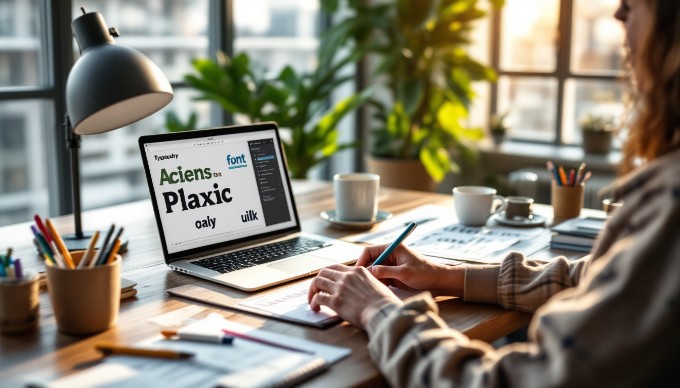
95, 343, 195, 359
45, 218, 75, 269
105, 239, 121, 264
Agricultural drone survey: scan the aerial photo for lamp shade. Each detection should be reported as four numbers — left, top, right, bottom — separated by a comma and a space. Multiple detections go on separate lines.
66, 12, 173, 135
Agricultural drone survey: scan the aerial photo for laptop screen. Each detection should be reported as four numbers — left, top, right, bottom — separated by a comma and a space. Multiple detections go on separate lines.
139, 123, 299, 257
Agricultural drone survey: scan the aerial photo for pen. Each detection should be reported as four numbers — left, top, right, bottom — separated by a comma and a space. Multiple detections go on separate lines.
79, 230, 100, 268
92, 224, 115, 267
370, 222, 418, 267
162, 330, 234, 345
221, 329, 314, 355
34, 215, 54, 245
546, 161, 562, 186
95, 343, 195, 359
13, 258, 23, 280
45, 219, 75, 269
100, 227, 124, 266
31, 225, 55, 264
558, 166, 568, 187
575, 162, 586, 184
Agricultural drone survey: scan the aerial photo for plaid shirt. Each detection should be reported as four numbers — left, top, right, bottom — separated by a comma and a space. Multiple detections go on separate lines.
366, 150, 680, 387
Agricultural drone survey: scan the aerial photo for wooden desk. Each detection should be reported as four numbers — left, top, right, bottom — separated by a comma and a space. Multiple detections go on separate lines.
0, 181, 540, 387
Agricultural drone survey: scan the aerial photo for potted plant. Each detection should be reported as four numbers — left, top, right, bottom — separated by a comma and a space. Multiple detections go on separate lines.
489, 113, 509, 146
321, 0, 502, 190
580, 114, 615, 154
166, 49, 371, 179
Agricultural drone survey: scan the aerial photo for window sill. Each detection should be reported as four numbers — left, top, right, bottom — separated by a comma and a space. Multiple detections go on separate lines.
478, 140, 621, 173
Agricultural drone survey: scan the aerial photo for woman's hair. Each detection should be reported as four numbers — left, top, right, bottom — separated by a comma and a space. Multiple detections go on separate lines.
620, 0, 680, 174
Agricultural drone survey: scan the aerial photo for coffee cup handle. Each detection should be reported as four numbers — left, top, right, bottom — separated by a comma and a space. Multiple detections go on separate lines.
492, 195, 506, 214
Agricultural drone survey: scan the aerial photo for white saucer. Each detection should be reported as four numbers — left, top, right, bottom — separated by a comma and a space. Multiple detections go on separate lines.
320, 210, 393, 229
493, 212, 546, 227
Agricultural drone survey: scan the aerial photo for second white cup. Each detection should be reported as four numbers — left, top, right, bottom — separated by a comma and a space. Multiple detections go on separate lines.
453, 186, 504, 226
334, 173, 380, 221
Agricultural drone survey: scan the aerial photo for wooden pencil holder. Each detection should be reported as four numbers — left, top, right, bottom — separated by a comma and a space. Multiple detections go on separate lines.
0, 271, 40, 335
45, 250, 121, 335
551, 181, 585, 220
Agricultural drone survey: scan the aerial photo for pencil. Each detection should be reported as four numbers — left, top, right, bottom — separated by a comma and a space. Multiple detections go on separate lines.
575, 162, 586, 185
79, 231, 100, 269
558, 166, 568, 187
95, 343, 195, 359
34, 215, 54, 244
45, 219, 74, 269
581, 171, 592, 184
546, 161, 562, 186
568, 169, 575, 186
105, 239, 121, 264
99, 226, 123, 266
49, 240, 66, 268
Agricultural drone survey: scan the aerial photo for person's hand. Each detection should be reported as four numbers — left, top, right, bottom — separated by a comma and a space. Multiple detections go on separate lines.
356, 244, 464, 296
307, 264, 402, 330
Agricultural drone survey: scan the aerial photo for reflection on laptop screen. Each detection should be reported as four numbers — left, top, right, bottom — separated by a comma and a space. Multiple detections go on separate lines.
142, 128, 297, 254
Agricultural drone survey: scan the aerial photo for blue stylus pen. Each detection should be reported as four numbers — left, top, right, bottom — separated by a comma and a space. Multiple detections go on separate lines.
370, 222, 418, 267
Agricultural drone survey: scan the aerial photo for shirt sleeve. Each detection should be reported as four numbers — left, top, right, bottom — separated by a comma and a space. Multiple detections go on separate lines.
365, 196, 680, 387
463, 252, 588, 313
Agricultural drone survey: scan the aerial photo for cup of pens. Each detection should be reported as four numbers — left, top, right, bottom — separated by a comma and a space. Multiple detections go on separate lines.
0, 248, 40, 335
547, 161, 590, 220
46, 250, 121, 335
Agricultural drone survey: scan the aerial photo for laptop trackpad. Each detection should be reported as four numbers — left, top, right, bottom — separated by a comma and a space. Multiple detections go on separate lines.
268, 255, 335, 274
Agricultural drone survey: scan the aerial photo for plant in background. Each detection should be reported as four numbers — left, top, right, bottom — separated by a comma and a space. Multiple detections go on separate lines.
166, 48, 371, 178
488, 112, 509, 145
579, 114, 615, 132
321, 0, 503, 182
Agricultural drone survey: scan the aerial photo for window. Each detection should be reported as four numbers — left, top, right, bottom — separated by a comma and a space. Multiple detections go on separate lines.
0, 0, 324, 227
491, 0, 625, 145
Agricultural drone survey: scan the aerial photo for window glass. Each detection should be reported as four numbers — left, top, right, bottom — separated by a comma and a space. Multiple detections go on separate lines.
78, 88, 211, 209
572, 0, 624, 73
0, 100, 50, 225
498, 76, 558, 142
233, 0, 319, 76
72, 1, 210, 211
500, 0, 559, 72
74, 0, 209, 81
0, 0, 46, 87
562, 79, 624, 144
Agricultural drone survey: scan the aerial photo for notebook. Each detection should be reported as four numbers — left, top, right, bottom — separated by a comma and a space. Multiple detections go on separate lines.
139, 122, 362, 291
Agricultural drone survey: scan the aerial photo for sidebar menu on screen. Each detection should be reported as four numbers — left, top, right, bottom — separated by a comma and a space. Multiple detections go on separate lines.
248, 139, 292, 226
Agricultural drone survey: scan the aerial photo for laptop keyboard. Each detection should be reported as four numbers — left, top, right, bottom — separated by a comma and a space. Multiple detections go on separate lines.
192, 237, 329, 274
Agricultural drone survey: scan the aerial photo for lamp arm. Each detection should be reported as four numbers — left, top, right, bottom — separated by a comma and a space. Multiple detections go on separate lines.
63, 114, 84, 239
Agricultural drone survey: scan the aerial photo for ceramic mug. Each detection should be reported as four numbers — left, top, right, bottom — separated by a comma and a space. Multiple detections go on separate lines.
334, 173, 380, 221
453, 186, 504, 226
503, 196, 534, 220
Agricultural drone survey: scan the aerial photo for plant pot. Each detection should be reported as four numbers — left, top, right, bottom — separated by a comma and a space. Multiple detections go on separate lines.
582, 131, 612, 154
365, 156, 437, 192
491, 132, 505, 146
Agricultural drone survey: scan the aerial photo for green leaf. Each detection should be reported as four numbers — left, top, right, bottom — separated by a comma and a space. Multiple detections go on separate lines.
320, 0, 339, 13
419, 145, 450, 182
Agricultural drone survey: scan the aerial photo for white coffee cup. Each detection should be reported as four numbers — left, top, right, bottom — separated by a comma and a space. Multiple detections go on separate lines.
453, 186, 504, 226
334, 173, 380, 221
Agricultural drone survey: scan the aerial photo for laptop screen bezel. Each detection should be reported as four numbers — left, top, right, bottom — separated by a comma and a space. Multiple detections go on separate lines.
138, 122, 302, 264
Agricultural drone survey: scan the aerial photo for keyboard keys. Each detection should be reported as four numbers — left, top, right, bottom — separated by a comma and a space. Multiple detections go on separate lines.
192, 237, 327, 274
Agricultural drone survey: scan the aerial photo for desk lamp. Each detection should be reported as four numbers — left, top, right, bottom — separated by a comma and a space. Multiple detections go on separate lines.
61, 8, 173, 251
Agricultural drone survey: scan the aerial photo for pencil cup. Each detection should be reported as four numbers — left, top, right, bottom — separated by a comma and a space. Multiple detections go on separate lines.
551, 181, 585, 220
0, 271, 40, 335
46, 251, 121, 335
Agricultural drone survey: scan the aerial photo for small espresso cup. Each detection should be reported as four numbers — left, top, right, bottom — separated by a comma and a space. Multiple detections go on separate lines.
503, 196, 534, 220
453, 186, 504, 226
46, 250, 121, 335
334, 173, 380, 221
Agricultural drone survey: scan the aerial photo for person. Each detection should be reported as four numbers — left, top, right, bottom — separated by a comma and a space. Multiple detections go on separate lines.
307, 0, 680, 386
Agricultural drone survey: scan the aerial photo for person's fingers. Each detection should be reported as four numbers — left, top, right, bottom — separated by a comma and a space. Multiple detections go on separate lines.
309, 290, 333, 312
368, 264, 403, 280
355, 244, 389, 267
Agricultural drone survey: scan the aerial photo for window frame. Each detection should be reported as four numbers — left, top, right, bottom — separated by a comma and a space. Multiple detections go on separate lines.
488, 0, 623, 146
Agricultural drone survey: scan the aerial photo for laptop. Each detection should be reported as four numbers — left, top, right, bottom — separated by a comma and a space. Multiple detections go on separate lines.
139, 122, 363, 291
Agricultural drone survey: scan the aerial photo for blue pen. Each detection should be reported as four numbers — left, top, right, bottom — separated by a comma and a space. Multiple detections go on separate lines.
370, 222, 418, 267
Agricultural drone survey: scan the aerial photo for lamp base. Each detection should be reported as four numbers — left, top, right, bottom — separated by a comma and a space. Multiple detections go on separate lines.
62, 231, 129, 254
